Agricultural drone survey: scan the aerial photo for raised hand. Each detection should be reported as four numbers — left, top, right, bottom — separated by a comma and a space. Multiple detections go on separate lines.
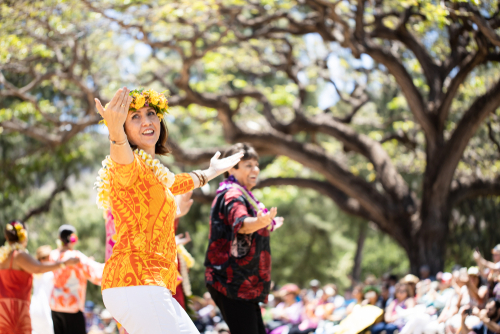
256, 207, 277, 228
473, 249, 482, 262
175, 232, 192, 246
95, 87, 133, 139
209, 151, 244, 175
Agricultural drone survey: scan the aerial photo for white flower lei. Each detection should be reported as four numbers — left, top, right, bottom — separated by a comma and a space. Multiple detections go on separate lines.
0, 242, 25, 264
94, 149, 175, 210
177, 244, 195, 297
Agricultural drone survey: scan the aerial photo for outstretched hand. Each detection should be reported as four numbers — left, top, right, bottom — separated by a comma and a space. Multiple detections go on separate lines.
209, 151, 244, 175
95, 87, 132, 138
473, 249, 482, 262
256, 208, 277, 228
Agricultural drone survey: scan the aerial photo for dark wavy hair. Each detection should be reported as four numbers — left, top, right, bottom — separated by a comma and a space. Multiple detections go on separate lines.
223, 143, 259, 178
126, 116, 171, 156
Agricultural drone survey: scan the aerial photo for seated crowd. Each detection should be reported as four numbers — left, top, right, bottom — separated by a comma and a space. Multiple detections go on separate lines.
189, 245, 500, 334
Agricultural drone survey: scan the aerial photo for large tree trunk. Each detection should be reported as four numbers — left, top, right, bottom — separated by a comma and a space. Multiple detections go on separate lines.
406, 210, 450, 275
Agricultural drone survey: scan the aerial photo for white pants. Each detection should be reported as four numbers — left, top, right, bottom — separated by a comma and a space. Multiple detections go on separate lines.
102, 286, 199, 334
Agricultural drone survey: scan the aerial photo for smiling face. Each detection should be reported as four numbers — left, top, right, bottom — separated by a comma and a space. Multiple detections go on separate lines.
124, 106, 161, 154
228, 158, 260, 190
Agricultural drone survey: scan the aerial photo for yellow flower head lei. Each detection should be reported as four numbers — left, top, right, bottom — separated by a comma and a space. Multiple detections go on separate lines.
1, 222, 27, 263
6, 221, 27, 243
99, 88, 169, 126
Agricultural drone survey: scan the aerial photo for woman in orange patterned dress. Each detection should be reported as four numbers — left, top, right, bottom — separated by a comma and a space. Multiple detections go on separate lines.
93, 87, 243, 334
0, 221, 79, 334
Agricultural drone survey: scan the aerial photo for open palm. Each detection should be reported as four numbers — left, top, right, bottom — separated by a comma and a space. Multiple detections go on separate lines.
209, 151, 244, 174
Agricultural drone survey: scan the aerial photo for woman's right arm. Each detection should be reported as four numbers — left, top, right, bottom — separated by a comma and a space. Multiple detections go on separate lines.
95, 88, 134, 165
15, 252, 80, 274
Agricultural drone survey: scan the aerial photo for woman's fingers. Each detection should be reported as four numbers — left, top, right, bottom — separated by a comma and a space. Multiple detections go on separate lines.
95, 98, 105, 116
211, 151, 221, 163
117, 88, 129, 112
108, 88, 124, 108
268, 207, 277, 220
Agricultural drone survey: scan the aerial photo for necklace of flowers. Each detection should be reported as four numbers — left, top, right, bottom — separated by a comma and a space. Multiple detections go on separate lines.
217, 175, 276, 231
0, 242, 25, 264
95, 149, 175, 210
177, 244, 195, 297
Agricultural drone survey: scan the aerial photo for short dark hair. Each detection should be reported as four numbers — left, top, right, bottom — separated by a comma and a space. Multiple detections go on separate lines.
4, 220, 26, 242
59, 225, 77, 245
126, 118, 171, 156
223, 143, 259, 178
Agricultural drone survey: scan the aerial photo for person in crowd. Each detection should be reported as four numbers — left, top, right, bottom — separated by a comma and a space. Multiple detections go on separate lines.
0, 221, 79, 334
345, 284, 364, 315
388, 274, 399, 299
474, 245, 500, 272
467, 266, 489, 308
459, 299, 500, 334
371, 283, 416, 334
365, 274, 378, 286
198, 291, 219, 327
204, 143, 284, 334
94, 87, 243, 334
307, 279, 323, 301
420, 265, 436, 281
325, 284, 345, 310
432, 272, 455, 312
49, 224, 105, 334
84, 301, 100, 333
399, 273, 455, 334
298, 284, 338, 333
363, 286, 382, 308
402, 274, 420, 297
99, 309, 117, 334
30, 245, 56, 334
379, 284, 392, 310
311, 284, 337, 320
270, 284, 304, 334
446, 267, 484, 333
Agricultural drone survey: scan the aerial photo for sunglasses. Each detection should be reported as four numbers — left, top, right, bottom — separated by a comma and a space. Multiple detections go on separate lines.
38, 256, 49, 261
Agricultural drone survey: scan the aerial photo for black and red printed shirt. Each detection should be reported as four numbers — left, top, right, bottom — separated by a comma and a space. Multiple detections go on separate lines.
204, 187, 271, 303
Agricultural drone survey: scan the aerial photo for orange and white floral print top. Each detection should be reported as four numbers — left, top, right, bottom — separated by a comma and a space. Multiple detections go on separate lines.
49, 249, 104, 313
101, 154, 194, 293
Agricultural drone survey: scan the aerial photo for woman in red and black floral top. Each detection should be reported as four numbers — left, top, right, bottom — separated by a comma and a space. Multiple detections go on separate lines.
205, 143, 284, 334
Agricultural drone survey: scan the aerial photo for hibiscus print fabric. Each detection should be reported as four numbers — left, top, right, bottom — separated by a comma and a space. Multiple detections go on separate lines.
49, 249, 104, 313
204, 187, 271, 303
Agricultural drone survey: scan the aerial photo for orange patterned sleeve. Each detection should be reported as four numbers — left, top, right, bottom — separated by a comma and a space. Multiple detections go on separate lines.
169, 173, 194, 195
109, 156, 140, 187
